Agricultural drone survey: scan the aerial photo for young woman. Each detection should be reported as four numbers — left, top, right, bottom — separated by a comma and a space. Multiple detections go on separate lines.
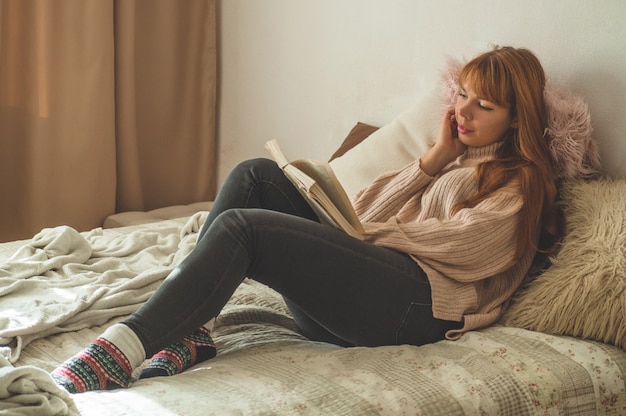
52, 46, 564, 393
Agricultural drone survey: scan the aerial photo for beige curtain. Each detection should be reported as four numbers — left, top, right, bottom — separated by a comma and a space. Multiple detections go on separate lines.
0, 0, 217, 242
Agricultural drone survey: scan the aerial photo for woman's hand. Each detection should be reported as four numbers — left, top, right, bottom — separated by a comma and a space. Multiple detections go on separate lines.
419, 108, 467, 176
436, 108, 467, 159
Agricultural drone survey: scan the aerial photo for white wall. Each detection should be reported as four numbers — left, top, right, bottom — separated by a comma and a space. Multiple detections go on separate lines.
218, 0, 626, 185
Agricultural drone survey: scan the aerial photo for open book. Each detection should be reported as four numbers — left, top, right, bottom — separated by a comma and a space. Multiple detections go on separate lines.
265, 139, 365, 239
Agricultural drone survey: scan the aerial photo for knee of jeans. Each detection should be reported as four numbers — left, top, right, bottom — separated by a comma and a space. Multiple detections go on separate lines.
213, 208, 250, 232
212, 208, 273, 242
224, 158, 280, 197
233, 158, 277, 179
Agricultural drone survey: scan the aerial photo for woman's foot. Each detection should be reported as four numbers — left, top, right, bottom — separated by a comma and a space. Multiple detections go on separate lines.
138, 326, 216, 379
50, 324, 145, 393
51, 338, 133, 393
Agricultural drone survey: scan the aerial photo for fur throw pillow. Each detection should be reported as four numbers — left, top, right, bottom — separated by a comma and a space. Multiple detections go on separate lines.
500, 178, 626, 348
441, 57, 602, 180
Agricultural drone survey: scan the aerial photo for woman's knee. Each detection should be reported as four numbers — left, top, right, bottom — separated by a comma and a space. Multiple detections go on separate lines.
231, 158, 278, 181
210, 208, 277, 237
211, 208, 251, 231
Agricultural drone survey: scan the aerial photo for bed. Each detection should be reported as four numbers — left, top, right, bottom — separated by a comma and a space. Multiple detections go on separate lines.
2, 72, 626, 415
2, 204, 625, 416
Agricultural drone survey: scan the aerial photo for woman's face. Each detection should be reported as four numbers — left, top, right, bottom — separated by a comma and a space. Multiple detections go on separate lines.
455, 82, 517, 147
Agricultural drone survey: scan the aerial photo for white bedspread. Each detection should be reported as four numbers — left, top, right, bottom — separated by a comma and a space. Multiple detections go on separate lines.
0, 213, 207, 363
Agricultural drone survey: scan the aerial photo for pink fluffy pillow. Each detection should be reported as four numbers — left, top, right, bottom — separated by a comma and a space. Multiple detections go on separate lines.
544, 85, 601, 180
440, 57, 601, 180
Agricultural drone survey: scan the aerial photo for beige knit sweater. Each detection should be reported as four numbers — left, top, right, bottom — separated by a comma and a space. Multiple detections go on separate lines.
352, 142, 535, 339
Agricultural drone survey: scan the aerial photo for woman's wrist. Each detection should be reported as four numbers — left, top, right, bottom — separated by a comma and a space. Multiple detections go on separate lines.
419, 145, 455, 176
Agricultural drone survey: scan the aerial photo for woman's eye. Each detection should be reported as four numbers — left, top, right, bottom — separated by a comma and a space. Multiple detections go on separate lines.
458, 92, 468, 99
479, 103, 493, 111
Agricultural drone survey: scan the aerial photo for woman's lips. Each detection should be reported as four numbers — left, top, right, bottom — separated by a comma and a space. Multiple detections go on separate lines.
457, 124, 473, 135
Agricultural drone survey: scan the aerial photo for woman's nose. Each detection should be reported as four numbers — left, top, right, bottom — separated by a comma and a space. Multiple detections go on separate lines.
457, 103, 472, 121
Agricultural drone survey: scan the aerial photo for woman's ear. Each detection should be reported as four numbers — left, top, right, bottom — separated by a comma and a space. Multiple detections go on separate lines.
510, 118, 518, 128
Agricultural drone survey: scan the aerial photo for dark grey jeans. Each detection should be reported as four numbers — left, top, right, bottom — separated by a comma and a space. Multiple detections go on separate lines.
124, 158, 459, 356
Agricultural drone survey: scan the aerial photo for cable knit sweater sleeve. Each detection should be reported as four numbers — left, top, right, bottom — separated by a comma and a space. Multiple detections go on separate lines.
352, 145, 524, 283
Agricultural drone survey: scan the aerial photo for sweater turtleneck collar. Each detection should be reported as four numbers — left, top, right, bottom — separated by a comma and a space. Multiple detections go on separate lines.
463, 141, 503, 160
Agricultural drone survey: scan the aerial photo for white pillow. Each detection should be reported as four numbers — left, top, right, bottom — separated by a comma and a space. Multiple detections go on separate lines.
329, 84, 441, 199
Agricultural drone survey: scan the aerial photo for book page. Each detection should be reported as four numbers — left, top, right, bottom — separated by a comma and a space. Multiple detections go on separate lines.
265, 139, 364, 238
291, 160, 363, 233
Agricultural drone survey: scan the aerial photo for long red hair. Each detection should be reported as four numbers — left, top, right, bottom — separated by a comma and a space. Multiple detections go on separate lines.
455, 46, 565, 260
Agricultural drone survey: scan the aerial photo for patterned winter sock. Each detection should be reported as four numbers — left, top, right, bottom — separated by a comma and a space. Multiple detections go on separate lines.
138, 326, 217, 379
51, 324, 145, 393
